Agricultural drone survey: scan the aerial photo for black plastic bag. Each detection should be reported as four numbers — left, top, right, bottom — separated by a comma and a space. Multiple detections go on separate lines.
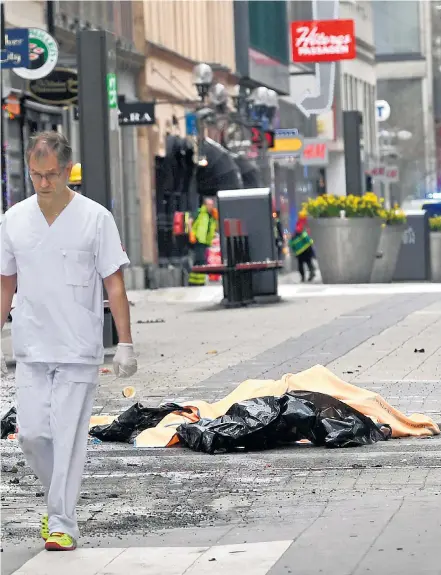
177, 391, 391, 454
89, 402, 192, 443
177, 397, 284, 454
1, 407, 17, 439
290, 391, 391, 447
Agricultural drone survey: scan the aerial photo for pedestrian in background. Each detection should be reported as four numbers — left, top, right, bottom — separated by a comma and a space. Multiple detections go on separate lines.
188, 197, 218, 286
273, 210, 284, 260
0, 131, 137, 551
290, 217, 316, 283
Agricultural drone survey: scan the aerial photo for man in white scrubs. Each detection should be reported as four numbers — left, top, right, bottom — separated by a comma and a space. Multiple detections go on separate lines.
0, 131, 137, 551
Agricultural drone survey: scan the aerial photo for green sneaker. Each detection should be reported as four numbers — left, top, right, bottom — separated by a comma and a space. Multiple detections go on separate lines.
45, 532, 77, 551
41, 514, 49, 541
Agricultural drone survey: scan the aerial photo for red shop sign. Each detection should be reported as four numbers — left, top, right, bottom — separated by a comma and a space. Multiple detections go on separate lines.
291, 19, 356, 63
303, 143, 327, 160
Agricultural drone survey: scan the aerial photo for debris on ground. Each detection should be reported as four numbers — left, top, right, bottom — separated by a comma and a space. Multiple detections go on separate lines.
100, 367, 112, 375
414, 348, 425, 353
87, 437, 102, 445
136, 319, 165, 324
122, 386, 136, 399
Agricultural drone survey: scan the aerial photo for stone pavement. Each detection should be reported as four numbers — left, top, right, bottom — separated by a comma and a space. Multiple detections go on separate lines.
1, 285, 441, 575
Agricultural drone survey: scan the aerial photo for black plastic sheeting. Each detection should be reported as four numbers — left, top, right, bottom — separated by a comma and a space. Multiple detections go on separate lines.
196, 138, 243, 196
89, 403, 193, 444
233, 155, 263, 189
1, 392, 392, 451
177, 392, 391, 454
1, 407, 17, 439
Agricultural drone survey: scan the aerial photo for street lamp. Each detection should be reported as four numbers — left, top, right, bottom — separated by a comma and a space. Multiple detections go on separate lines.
192, 63, 213, 101
209, 82, 229, 113
250, 86, 279, 128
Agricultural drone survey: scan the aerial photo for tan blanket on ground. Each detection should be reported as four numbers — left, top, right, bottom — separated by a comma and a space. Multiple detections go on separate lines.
89, 365, 440, 448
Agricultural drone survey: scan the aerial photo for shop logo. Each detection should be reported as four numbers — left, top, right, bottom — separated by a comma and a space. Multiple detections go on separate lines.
13, 28, 59, 80
28, 68, 78, 105
291, 19, 356, 63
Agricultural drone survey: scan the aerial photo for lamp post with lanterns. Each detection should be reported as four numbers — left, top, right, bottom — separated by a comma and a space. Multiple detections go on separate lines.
191, 62, 279, 192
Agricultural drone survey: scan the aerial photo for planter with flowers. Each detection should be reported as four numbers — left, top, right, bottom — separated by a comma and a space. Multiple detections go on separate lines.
429, 216, 441, 282
302, 193, 383, 284
371, 207, 407, 283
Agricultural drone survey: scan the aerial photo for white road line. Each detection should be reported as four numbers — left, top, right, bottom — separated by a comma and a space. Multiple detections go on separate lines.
13, 540, 293, 575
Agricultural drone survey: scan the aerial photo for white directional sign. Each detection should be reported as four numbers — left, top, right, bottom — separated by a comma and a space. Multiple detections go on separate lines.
295, 0, 339, 117
375, 100, 391, 122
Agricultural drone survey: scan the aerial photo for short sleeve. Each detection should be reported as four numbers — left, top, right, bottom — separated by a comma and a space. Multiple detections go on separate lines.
1, 219, 17, 276
95, 211, 130, 279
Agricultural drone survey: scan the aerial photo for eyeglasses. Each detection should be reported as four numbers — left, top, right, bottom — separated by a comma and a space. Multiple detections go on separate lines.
30, 172, 62, 184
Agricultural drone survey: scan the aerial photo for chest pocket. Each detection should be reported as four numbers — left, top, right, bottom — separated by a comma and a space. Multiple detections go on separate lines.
62, 249, 94, 287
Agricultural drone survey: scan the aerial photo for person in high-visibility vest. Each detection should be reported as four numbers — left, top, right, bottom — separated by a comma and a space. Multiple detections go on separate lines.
68, 163, 82, 193
289, 218, 316, 283
188, 198, 218, 286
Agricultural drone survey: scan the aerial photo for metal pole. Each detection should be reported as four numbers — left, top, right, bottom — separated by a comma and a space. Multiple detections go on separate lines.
1, 1, 5, 214
46, 1, 55, 36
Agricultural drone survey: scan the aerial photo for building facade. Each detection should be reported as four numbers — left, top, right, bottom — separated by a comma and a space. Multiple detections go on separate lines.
286, 1, 377, 200
2, 0, 146, 287
433, 3, 441, 192
329, 0, 377, 197
372, 0, 437, 201
138, 0, 238, 280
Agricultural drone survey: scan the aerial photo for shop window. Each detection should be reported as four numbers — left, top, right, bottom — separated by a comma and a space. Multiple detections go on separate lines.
248, 0, 289, 64
373, 1, 421, 56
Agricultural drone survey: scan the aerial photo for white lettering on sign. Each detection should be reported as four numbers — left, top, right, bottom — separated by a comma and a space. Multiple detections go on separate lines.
119, 111, 153, 124
295, 26, 353, 56
402, 227, 416, 245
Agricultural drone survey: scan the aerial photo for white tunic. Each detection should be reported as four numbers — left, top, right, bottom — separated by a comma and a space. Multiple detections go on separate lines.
1, 193, 130, 365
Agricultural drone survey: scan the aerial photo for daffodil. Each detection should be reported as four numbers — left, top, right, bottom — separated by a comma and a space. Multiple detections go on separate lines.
429, 216, 441, 232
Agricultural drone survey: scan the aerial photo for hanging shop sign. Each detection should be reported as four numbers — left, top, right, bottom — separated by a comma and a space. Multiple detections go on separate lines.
370, 165, 399, 183
1, 28, 30, 69
268, 129, 304, 159
13, 28, 59, 80
301, 138, 329, 166
27, 68, 78, 105
291, 19, 356, 63
118, 100, 155, 126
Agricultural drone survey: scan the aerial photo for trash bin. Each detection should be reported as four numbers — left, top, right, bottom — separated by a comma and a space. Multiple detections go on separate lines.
393, 210, 431, 282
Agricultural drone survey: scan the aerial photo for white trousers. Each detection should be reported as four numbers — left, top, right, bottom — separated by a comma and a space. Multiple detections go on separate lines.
15, 362, 98, 540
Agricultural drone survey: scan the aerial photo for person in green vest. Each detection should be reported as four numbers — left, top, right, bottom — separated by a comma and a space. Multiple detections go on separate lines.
188, 198, 218, 286
289, 217, 316, 282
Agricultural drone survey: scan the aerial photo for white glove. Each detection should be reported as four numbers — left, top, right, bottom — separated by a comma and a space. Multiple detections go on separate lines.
113, 343, 137, 378
1, 353, 8, 376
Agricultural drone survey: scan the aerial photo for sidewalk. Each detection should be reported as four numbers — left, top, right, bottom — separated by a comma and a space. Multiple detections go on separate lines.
1, 286, 441, 575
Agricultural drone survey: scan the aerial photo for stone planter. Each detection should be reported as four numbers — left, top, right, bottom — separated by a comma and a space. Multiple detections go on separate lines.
430, 231, 441, 282
371, 223, 407, 283
309, 217, 382, 284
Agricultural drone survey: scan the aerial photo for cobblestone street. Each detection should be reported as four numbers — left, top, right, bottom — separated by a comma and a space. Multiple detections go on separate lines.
2, 286, 441, 575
